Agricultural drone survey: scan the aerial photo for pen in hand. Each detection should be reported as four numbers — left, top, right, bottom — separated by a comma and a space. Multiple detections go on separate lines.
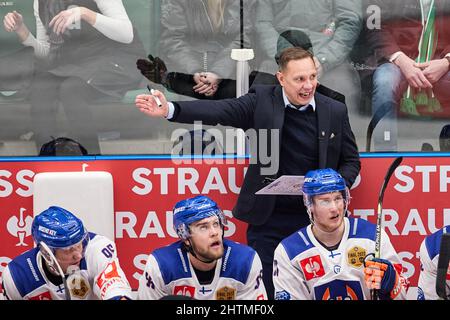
147, 85, 162, 108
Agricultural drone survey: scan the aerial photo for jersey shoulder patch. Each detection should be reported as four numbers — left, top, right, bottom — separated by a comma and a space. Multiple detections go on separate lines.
281, 227, 314, 260
347, 218, 376, 241
7, 248, 46, 297
424, 227, 448, 260
152, 241, 192, 285
219, 240, 256, 284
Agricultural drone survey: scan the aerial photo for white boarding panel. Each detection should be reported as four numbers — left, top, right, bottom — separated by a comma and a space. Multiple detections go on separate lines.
33, 171, 114, 241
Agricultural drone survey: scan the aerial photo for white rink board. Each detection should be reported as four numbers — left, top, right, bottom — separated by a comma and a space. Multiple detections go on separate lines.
33, 171, 114, 240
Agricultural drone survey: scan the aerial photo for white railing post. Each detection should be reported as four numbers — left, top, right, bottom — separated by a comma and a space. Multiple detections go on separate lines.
231, 48, 254, 156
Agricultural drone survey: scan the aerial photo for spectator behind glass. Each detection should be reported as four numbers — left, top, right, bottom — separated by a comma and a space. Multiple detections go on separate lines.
157, 0, 256, 99
2, 0, 145, 155
255, 0, 362, 118
138, 29, 347, 104
38, 136, 88, 156
366, 0, 450, 151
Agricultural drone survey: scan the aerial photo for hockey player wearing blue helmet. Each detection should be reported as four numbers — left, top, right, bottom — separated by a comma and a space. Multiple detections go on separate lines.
273, 168, 408, 300
417, 225, 450, 300
138, 195, 267, 300
2, 206, 132, 300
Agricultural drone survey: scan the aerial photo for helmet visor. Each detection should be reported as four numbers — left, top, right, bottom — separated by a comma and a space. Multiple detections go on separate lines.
44, 231, 89, 258
177, 209, 226, 240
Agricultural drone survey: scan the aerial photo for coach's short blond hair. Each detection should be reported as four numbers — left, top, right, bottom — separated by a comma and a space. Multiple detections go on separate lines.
278, 47, 315, 71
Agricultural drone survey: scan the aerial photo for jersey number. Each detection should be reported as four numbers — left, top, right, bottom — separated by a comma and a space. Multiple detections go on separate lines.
101, 244, 115, 258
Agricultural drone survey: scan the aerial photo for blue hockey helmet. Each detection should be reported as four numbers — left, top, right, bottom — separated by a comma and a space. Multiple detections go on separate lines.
303, 168, 346, 196
302, 168, 350, 209
32, 206, 89, 249
173, 195, 226, 240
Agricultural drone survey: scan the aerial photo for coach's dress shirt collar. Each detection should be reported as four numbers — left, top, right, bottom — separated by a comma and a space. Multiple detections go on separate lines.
282, 88, 316, 112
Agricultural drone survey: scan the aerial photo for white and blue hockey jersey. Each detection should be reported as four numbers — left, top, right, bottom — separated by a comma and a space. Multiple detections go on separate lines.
2, 233, 132, 300
273, 217, 408, 300
418, 226, 450, 300
137, 239, 267, 300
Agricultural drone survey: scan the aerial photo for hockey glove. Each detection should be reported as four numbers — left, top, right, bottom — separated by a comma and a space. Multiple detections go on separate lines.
363, 258, 402, 300
136, 54, 167, 84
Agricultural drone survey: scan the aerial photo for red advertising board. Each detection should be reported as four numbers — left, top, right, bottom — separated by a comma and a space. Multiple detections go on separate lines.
0, 156, 449, 292
350, 157, 450, 288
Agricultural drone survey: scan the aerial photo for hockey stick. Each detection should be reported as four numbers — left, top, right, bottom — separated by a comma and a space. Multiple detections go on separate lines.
436, 233, 450, 300
366, 101, 392, 152
439, 124, 450, 151
370, 156, 403, 300
39, 242, 71, 300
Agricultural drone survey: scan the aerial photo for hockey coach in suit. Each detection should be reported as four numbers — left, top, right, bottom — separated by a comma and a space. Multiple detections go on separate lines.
135, 47, 361, 298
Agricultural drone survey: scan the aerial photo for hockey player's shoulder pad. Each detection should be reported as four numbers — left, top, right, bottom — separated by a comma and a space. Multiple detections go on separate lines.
424, 226, 449, 261
151, 241, 192, 285
280, 226, 314, 260
347, 218, 376, 241
219, 240, 256, 284
6, 248, 46, 297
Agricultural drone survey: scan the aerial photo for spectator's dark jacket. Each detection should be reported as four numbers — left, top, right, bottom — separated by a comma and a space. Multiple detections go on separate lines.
160, 0, 256, 79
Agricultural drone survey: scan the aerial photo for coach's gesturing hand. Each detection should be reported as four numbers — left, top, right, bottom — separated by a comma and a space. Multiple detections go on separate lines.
135, 90, 169, 118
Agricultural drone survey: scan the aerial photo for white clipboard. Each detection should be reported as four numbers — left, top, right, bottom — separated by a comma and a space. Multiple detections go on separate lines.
255, 175, 304, 195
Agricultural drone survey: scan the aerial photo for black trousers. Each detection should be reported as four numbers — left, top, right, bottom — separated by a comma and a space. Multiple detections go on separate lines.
247, 210, 310, 299
29, 72, 103, 154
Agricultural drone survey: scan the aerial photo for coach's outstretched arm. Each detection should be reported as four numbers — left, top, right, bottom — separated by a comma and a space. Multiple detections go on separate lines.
135, 90, 169, 118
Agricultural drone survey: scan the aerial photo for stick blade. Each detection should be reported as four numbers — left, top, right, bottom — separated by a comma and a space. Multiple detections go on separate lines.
365, 101, 392, 152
